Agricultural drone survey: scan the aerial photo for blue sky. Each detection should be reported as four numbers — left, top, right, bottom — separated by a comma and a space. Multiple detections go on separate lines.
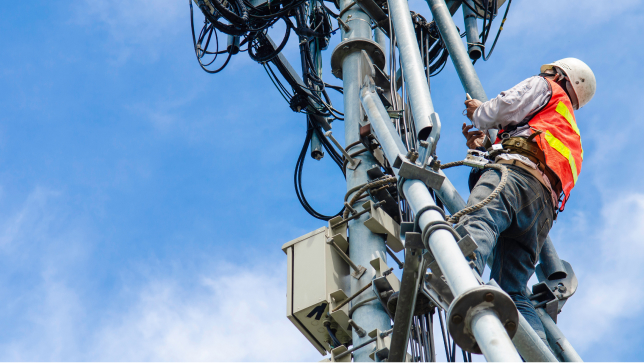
0, 0, 642, 361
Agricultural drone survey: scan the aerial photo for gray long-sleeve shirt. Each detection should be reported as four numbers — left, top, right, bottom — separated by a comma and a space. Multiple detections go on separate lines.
472, 76, 551, 133
472, 76, 558, 206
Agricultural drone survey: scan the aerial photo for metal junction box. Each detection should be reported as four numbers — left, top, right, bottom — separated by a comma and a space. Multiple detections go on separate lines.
282, 226, 353, 355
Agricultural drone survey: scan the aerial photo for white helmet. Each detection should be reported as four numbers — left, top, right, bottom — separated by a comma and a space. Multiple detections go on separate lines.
541, 58, 596, 110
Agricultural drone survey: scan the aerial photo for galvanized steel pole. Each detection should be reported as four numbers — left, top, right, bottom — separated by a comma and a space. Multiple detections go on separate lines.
425, 0, 500, 141
337, 1, 392, 360
426, 0, 487, 102
462, 0, 482, 60
388, 0, 438, 145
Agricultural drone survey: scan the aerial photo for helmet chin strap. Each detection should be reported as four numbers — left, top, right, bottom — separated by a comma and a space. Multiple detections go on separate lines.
544, 68, 579, 110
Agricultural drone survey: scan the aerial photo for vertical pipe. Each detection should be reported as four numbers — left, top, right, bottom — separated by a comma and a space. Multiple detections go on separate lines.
425, 0, 498, 141
462, 0, 482, 60
339, 1, 391, 360
310, 130, 324, 160
374, 28, 388, 74
388, 0, 436, 143
539, 236, 568, 280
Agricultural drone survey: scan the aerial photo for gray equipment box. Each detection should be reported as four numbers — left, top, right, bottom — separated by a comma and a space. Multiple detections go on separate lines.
282, 226, 353, 355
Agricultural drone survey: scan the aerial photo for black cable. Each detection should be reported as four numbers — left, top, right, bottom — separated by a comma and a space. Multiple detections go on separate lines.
248, 18, 292, 63
438, 310, 451, 361
481, 0, 512, 60
294, 117, 345, 221
451, 340, 456, 362
325, 325, 342, 347
209, 0, 248, 27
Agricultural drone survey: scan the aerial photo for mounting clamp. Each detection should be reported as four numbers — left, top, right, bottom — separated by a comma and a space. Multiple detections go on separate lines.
394, 154, 445, 190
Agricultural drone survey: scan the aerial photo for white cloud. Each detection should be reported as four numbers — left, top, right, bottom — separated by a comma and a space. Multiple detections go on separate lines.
78, 0, 184, 42
72, 0, 186, 63
0, 187, 323, 361
91, 263, 322, 361
557, 193, 644, 354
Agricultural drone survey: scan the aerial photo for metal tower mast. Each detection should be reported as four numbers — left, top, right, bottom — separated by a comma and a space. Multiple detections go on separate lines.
335, 2, 393, 360
187, 0, 583, 361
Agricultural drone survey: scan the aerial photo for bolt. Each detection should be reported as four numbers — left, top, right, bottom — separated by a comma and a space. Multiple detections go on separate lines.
484, 292, 494, 302
406, 149, 419, 163
452, 314, 463, 324
505, 321, 517, 331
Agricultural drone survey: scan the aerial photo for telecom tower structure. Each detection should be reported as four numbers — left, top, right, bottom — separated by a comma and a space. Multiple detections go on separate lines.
189, 0, 582, 361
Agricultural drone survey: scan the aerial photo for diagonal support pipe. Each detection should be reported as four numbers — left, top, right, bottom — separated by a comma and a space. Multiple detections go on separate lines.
537, 308, 583, 362
360, 79, 521, 361
424, 0, 497, 142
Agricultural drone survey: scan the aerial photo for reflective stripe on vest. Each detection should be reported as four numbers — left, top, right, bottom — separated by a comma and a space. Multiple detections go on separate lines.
555, 101, 583, 160
544, 130, 578, 185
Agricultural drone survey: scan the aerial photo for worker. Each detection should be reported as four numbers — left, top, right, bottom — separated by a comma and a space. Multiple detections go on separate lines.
458, 58, 596, 345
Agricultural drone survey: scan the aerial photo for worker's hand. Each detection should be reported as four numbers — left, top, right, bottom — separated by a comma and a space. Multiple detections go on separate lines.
462, 123, 485, 149
464, 99, 482, 121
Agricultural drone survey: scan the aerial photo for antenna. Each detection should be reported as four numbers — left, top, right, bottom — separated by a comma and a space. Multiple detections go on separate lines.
188, 0, 581, 360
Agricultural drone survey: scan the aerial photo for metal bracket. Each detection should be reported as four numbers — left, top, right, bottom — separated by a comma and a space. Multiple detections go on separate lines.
327, 216, 349, 252
423, 272, 453, 309
387, 109, 404, 118
368, 329, 392, 361
532, 259, 578, 323
535, 259, 578, 300
530, 282, 561, 323
394, 155, 445, 190
330, 345, 351, 362
362, 200, 404, 252
371, 257, 400, 319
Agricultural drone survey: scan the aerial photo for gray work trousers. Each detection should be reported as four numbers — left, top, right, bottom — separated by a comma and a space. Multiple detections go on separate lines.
456, 164, 554, 345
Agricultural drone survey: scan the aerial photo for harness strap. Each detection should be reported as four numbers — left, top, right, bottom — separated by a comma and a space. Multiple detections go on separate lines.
489, 136, 563, 197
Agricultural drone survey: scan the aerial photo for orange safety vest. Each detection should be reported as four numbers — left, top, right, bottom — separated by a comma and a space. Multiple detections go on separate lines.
495, 77, 583, 211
